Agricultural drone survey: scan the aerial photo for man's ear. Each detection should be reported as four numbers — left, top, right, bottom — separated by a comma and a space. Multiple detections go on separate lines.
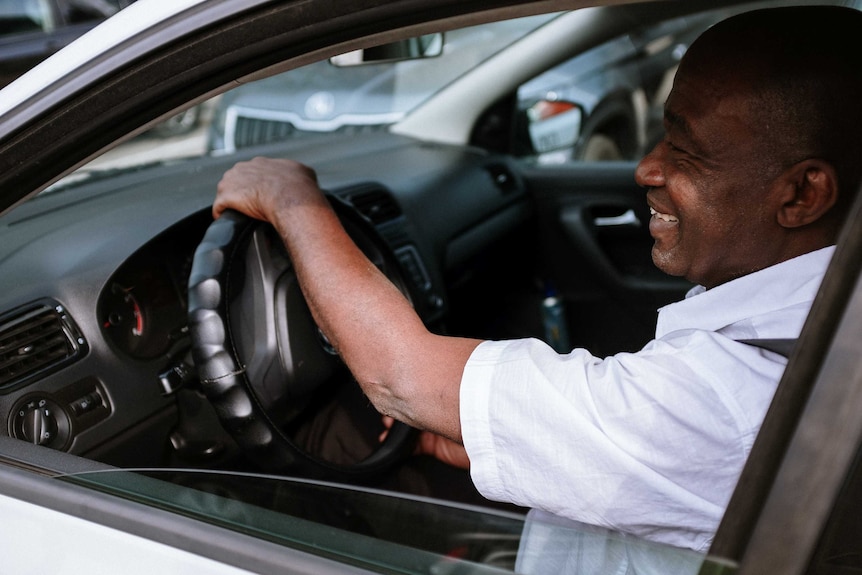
775, 159, 839, 229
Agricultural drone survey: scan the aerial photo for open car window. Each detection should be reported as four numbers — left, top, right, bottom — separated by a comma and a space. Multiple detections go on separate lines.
58, 468, 723, 574
50, 1, 804, 189
55, 12, 559, 188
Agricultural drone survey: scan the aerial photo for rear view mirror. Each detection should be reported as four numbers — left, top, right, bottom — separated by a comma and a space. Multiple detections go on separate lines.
331, 34, 444, 66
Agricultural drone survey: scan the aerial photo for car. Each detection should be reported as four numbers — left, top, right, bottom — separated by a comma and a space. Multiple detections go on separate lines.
0, 0, 130, 88
515, 8, 733, 163
206, 8, 730, 163
0, 0, 861, 573
0, 0, 207, 138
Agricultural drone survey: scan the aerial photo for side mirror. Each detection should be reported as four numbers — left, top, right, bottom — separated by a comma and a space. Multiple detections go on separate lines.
331, 34, 444, 66
524, 99, 583, 155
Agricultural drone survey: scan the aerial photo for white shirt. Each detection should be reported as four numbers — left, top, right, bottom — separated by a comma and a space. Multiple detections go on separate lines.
460, 246, 834, 552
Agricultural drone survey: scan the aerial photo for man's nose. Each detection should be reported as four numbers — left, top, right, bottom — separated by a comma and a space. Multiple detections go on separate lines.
634, 143, 664, 189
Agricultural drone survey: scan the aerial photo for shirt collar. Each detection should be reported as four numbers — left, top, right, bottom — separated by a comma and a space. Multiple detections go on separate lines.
655, 246, 835, 338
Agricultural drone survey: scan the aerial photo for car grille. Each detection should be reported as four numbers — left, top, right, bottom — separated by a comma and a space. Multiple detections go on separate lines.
231, 117, 390, 150
224, 106, 402, 151
232, 117, 297, 149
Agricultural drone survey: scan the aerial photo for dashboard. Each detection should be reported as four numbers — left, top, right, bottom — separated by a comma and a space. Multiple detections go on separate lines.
0, 132, 530, 468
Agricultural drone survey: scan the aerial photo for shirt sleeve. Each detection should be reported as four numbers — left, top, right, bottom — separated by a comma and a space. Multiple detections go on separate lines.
459, 335, 782, 551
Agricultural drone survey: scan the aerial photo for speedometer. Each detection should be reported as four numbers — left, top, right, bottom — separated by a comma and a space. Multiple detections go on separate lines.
98, 260, 187, 360
100, 282, 167, 358
101, 283, 150, 354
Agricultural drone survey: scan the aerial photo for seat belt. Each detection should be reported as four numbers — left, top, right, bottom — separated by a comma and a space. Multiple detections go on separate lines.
736, 338, 797, 358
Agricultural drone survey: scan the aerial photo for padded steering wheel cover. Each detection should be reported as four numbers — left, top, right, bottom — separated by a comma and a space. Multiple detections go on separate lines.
188, 207, 416, 480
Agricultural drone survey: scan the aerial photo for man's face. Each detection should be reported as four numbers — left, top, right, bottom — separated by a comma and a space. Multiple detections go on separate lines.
634, 61, 782, 289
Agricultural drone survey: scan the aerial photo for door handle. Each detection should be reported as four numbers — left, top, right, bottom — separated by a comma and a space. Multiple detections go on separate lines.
593, 208, 640, 228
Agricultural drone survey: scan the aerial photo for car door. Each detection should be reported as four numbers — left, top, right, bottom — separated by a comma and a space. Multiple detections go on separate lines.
521, 161, 691, 357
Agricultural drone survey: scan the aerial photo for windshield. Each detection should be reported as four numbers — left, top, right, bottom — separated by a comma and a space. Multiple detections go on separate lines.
50, 13, 558, 190
61, 468, 727, 574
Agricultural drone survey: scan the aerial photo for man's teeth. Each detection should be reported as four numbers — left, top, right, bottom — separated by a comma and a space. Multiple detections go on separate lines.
649, 207, 678, 223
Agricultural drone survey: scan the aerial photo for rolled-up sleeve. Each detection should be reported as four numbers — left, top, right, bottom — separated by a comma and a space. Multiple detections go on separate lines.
459, 335, 783, 551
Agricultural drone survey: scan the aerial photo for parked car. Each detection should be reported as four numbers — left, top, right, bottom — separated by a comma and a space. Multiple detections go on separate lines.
206, 15, 559, 153
0, 0, 861, 573
0, 0, 204, 136
516, 9, 730, 163
0, 0, 129, 88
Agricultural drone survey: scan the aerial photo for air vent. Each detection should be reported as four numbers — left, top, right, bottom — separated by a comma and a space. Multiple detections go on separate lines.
0, 301, 87, 390
347, 188, 403, 225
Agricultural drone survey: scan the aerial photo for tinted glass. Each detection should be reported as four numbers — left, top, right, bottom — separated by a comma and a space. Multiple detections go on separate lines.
62, 469, 727, 574
0, 0, 51, 35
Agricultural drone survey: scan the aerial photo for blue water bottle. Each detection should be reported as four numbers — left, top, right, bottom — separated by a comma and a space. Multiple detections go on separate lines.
542, 285, 571, 353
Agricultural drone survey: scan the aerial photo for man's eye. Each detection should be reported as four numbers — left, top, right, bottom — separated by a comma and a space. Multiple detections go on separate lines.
666, 140, 685, 154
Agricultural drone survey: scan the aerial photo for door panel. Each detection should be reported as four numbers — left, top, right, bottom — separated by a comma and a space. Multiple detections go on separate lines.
523, 161, 692, 356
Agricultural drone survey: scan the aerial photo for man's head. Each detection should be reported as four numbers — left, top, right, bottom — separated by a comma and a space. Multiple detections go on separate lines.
635, 6, 862, 289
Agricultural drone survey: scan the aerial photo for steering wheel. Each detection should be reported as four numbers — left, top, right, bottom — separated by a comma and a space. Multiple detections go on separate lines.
187, 197, 417, 481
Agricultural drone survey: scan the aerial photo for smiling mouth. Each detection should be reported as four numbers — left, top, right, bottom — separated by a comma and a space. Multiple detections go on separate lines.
649, 207, 678, 223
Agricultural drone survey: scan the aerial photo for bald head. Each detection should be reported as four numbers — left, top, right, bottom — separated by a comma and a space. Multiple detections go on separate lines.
680, 6, 862, 220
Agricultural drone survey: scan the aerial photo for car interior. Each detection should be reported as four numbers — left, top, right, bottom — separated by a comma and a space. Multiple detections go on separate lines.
1, 0, 862, 572
0, 1, 705, 482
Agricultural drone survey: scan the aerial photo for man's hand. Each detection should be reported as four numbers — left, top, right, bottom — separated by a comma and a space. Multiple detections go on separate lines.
381, 416, 471, 470
214, 157, 326, 223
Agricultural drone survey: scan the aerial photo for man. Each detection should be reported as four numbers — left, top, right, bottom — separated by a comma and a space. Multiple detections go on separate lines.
213, 5, 862, 553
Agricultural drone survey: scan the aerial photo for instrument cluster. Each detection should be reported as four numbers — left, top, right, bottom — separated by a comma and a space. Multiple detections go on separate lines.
97, 213, 210, 360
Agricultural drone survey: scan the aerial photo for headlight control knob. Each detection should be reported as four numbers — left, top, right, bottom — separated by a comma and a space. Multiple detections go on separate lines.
22, 403, 57, 445
10, 397, 71, 449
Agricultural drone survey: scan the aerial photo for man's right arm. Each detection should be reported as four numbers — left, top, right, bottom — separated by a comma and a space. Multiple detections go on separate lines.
214, 157, 483, 444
